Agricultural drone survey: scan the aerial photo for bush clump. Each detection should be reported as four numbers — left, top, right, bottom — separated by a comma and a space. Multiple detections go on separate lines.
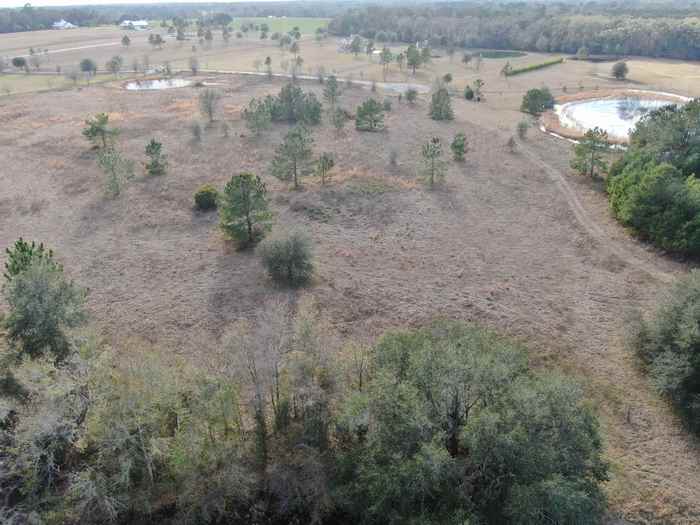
258, 232, 314, 287
606, 100, 700, 255
194, 184, 219, 211
629, 270, 700, 430
520, 87, 555, 114
264, 83, 322, 126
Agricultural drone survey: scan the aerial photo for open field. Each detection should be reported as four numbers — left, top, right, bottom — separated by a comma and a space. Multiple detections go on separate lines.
232, 16, 330, 34
2, 24, 700, 523
4, 24, 700, 98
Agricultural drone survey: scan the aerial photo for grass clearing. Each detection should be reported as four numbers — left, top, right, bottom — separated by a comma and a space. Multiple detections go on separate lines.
2, 23, 700, 523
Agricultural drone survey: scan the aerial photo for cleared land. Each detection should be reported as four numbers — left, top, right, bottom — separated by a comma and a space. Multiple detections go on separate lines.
1, 28, 700, 524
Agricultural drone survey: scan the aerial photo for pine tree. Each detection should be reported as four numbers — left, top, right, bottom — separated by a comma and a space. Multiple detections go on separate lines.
422, 137, 446, 188
219, 173, 272, 246
317, 153, 335, 185
145, 139, 167, 176
451, 133, 467, 161
356, 99, 385, 131
271, 126, 315, 189
571, 127, 609, 178
323, 75, 340, 109
429, 87, 454, 121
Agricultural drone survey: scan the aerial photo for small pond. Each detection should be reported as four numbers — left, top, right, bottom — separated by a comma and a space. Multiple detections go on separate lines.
125, 78, 192, 91
555, 96, 686, 140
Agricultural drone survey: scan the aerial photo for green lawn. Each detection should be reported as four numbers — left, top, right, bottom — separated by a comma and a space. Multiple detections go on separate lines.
0, 73, 117, 95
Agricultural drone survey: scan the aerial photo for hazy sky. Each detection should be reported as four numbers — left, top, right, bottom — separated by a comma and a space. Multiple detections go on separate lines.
0, 0, 277, 7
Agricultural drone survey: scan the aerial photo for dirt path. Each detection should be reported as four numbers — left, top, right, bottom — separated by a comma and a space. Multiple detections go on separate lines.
16, 41, 121, 58
520, 144, 675, 284
512, 131, 699, 522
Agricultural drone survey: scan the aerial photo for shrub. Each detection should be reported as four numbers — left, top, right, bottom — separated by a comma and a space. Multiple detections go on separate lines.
520, 87, 555, 115
517, 120, 531, 139
405, 88, 418, 104
258, 232, 314, 287
382, 98, 392, 112
79, 58, 97, 78
194, 184, 218, 211
2, 258, 87, 361
629, 270, 700, 429
191, 122, 202, 143
451, 132, 467, 161
464, 85, 474, 100
429, 87, 454, 121
389, 150, 398, 166
612, 61, 628, 80
12, 56, 27, 71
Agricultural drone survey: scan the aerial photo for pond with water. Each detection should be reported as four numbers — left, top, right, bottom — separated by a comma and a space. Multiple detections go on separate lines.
125, 78, 193, 91
555, 95, 686, 140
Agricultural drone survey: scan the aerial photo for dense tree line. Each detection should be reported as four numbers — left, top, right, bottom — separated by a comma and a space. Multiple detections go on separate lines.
0, 4, 108, 33
0, 1, 342, 34
629, 270, 700, 432
1, 241, 609, 524
607, 100, 700, 255
329, 3, 700, 60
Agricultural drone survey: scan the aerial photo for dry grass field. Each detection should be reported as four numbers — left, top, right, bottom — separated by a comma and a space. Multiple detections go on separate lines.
2, 26, 700, 524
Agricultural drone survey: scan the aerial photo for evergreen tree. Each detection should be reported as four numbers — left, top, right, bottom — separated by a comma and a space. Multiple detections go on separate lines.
82, 113, 118, 149
572, 127, 609, 178
242, 98, 272, 136
406, 44, 421, 75
271, 126, 315, 189
4, 238, 59, 282
429, 87, 454, 121
144, 139, 167, 176
380, 46, 393, 81
451, 132, 467, 161
316, 153, 335, 185
422, 137, 446, 188
356, 98, 385, 131
219, 173, 271, 246
323, 75, 340, 109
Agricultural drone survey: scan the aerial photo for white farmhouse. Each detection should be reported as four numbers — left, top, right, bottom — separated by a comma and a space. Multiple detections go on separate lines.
52, 19, 77, 30
120, 20, 150, 31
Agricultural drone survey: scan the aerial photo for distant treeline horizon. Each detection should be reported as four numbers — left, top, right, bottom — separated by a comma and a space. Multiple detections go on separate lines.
1, 1, 700, 60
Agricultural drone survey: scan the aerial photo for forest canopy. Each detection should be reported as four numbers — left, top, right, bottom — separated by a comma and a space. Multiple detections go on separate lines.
1, 248, 609, 525
328, 3, 700, 60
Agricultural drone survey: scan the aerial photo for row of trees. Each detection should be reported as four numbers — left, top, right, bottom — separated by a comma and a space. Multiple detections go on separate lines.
0, 239, 610, 523
329, 4, 700, 60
